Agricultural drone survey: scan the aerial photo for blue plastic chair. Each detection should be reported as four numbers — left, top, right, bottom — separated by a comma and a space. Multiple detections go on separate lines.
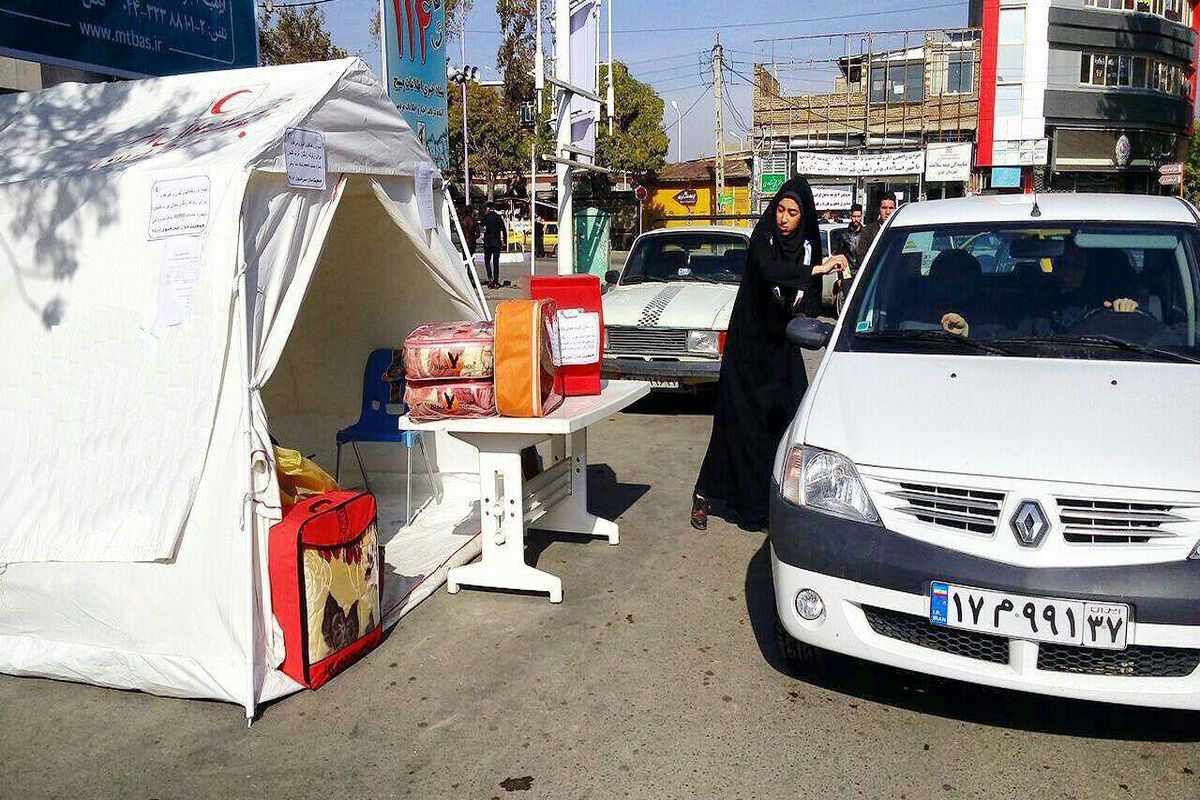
336, 348, 439, 525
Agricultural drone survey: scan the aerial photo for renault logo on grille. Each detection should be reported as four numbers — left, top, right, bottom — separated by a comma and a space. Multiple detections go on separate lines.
1011, 500, 1049, 547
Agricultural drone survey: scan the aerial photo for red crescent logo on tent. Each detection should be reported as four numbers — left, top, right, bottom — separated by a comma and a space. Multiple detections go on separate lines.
210, 89, 252, 115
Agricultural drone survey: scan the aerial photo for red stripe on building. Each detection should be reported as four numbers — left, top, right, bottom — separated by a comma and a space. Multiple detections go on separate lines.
976, 0, 1002, 166
1189, 0, 1200, 134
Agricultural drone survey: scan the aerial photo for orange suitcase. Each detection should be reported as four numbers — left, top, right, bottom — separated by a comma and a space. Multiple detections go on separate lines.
494, 298, 564, 418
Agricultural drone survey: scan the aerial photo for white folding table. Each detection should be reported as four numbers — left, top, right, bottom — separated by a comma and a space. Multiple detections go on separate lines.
398, 379, 650, 603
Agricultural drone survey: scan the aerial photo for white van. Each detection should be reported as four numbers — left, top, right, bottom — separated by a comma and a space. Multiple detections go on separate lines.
772, 194, 1200, 710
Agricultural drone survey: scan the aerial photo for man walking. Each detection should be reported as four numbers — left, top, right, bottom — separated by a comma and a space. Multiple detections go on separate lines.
481, 203, 506, 289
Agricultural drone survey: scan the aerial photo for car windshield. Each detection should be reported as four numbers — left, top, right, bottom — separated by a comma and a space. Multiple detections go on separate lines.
844, 221, 1200, 363
620, 232, 748, 285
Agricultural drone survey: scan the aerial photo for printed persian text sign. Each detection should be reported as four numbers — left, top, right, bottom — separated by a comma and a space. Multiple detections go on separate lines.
149, 176, 210, 240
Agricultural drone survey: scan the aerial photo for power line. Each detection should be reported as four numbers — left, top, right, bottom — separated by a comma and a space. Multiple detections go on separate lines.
610, 1, 962, 34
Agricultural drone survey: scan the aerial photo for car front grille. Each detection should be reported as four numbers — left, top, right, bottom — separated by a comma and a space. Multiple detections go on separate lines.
1056, 498, 1186, 545
863, 606, 1010, 664
884, 482, 1006, 536
865, 606, 1200, 678
1037, 643, 1200, 678
605, 326, 688, 356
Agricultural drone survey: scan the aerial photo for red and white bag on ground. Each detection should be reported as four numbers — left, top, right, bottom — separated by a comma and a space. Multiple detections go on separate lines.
269, 491, 382, 689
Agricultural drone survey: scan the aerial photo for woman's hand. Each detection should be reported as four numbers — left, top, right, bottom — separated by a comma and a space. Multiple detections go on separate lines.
814, 254, 849, 276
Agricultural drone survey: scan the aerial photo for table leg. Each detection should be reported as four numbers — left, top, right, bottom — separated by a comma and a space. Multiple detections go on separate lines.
535, 428, 620, 546
447, 440, 564, 603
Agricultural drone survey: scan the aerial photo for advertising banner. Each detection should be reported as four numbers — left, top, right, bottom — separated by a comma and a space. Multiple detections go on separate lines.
796, 150, 924, 177
384, 0, 449, 169
568, 0, 599, 162
0, 0, 257, 78
924, 142, 973, 182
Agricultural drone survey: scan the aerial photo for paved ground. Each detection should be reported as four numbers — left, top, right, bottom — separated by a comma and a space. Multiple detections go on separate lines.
3, 341, 1199, 800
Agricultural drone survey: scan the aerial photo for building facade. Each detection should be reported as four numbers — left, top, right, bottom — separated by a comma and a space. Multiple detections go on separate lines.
972, 0, 1198, 192
753, 29, 983, 211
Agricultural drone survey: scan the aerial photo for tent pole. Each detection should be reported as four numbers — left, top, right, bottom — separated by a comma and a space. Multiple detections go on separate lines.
236, 219, 258, 727
448, 193, 491, 319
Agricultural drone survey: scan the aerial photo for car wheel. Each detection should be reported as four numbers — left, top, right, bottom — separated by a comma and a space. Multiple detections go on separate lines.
775, 617, 825, 674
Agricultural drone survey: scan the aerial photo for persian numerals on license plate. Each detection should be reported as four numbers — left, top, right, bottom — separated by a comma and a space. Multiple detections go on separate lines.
930, 582, 1129, 650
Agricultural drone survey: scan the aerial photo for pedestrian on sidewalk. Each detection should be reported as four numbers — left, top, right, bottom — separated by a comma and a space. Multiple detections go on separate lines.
691, 176, 848, 532
481, 203, 506, 289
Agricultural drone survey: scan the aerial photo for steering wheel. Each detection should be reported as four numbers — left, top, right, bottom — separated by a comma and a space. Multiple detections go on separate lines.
1070, 304, 1168, 339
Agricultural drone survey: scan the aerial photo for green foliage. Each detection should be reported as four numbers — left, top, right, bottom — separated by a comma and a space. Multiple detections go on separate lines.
597, 62, 670, 177
449, 83, 527, 198
258, 6, 347, 66
496, 0, 538, 103
1184, 130, 1200, 204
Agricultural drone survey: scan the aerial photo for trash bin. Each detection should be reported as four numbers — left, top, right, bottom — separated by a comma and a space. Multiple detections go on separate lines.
573, 207, 611, 278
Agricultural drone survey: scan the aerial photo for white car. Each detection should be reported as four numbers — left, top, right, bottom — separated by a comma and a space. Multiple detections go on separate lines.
773, 193, 1200, 710
602, 226, 749, 390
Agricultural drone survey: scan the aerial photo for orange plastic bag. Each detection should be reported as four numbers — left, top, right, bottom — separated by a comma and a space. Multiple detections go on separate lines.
494, 298, 565, 418
274, 446, 340, 508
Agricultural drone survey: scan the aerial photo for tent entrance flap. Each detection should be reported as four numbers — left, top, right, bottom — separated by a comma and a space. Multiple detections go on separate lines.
257, 175, 485, 640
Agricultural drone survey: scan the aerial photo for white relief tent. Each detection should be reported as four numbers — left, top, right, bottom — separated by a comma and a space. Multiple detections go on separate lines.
0, 58, 490, 719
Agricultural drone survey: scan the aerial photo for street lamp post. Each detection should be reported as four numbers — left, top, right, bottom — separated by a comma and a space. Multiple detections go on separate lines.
460, 24, 470, 199
670, 99, 682, 162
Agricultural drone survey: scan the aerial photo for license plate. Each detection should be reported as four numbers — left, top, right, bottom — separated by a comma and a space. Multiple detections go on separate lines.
929, 582, 1129, 650
649, 379, 680, 389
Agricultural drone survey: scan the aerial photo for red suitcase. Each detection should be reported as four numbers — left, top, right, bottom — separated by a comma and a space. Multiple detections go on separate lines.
269, 491, 382, 689
528, 275, 604, 396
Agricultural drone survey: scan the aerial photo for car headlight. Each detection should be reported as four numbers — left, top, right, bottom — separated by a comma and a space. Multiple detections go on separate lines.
687, 329, 720, 355
780, 445, 880, 525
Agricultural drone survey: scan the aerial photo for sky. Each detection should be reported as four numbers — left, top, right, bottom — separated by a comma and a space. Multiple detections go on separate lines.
322, 0, 968, 163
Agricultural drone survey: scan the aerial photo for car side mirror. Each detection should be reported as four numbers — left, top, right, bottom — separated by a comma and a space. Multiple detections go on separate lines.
604, 269, 620, 285
786, 317, 834, 350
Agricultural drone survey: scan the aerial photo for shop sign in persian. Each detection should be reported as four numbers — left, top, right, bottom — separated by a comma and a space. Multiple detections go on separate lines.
796, 150, 925, 177
924, 142, 973, 182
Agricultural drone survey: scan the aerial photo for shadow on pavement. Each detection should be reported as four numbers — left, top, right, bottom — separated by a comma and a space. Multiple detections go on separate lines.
625, 388, 717, 416
744, 541, 1200, 742
526, 463, 650, 566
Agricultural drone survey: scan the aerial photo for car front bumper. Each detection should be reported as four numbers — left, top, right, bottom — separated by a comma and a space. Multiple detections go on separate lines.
601, 357, 721, 385
769, 485, 1200, 710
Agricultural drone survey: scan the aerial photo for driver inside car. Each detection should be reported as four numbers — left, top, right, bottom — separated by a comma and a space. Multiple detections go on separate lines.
940, 241, 1142, 338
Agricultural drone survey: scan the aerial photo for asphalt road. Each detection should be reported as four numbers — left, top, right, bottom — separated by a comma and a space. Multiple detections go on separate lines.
3, 352, 1199, 799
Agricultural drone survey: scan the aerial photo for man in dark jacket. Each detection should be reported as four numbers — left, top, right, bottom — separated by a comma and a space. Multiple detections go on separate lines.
459, 208, 479, 256
854, 192, 897, 266
481, 203, 507, 289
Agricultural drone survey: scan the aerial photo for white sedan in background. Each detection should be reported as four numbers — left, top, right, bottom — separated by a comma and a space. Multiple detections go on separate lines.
601, 226, 750, 391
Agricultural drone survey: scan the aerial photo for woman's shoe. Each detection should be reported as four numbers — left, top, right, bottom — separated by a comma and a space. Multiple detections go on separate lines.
690, 493, 711, 531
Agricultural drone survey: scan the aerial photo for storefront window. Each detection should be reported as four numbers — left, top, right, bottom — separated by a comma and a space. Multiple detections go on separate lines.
1080, 51, 1188, 97
1084, 0, 1189, 23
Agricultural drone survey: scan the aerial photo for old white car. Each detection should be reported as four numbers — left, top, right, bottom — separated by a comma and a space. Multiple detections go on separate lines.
601, 226, 749, 390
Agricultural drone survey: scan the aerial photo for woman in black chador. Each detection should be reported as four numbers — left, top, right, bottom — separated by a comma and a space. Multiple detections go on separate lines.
691, 176, 847, 531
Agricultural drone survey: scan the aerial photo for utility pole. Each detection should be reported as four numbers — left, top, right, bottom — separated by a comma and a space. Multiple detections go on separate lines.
554, 0, 573, 275
606, 0, 614, 136
460, 23, 470, 198
712, 33, 726, 217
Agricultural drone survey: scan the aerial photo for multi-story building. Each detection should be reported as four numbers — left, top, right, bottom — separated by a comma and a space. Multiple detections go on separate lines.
753, 29, 983, 211
972, 0, 1198, 193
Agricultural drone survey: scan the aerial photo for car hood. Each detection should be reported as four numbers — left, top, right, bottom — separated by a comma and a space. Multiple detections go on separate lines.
798, 352, 1200, 492
602, 282, 738, 330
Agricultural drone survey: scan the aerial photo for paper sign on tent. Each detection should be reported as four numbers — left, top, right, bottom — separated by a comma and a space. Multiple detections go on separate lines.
149, 176, 210, 240
154, 237, 203, 329
284, 127, 326, 190
416, 162, 437, 230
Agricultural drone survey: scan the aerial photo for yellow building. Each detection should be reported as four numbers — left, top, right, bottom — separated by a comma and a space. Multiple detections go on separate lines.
647, 156, 754, 229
